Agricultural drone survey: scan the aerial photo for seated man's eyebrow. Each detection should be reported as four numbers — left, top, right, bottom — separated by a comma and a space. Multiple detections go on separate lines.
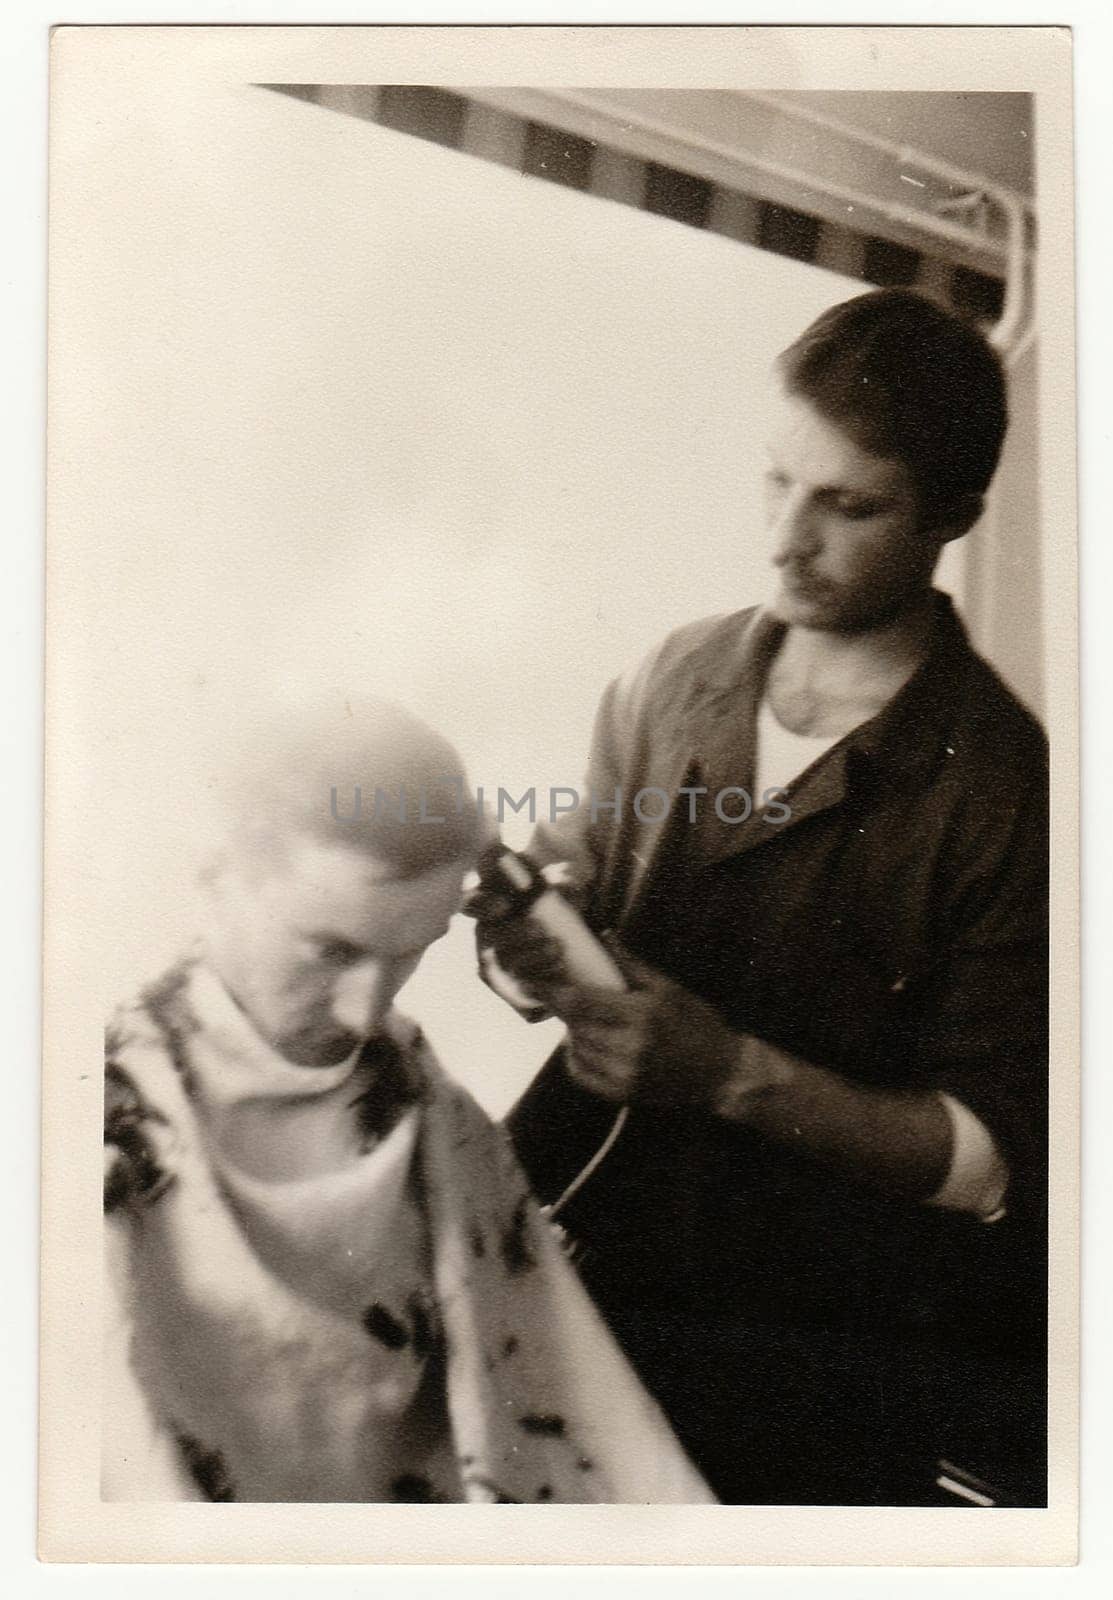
310, 934, 369, 959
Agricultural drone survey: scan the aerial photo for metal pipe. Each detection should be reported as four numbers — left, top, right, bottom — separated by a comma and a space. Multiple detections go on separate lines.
740, 92, 1035, 356
990, 185, 1030, 355
742, 91, 1035, 218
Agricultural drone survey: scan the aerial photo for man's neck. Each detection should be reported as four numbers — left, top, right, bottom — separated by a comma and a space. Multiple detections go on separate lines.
766, 591, 936, 737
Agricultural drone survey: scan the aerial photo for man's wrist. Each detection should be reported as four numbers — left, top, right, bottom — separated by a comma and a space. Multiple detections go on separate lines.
710, 1042, 956, 1201
709, 1033, 797, 1122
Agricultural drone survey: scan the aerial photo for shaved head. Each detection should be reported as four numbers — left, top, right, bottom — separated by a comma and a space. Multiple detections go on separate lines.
211, 695, 483, 884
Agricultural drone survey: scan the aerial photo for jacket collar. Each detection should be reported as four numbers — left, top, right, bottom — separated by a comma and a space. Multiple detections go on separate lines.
692, 590, 973, 766
671, 590, 978, 867
839, 590, 977, 794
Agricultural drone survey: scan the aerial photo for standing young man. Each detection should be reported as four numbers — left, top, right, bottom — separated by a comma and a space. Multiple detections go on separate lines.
482, 289, 1049, 1505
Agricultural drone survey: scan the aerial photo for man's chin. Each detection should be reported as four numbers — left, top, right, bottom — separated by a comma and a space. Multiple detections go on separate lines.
770, 585, 912, 635
276, 1029, 364, 1068
769, 585, 838, 628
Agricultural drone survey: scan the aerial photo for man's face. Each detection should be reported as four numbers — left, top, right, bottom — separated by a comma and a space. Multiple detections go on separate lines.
762, 381, 944, 633
205, 837, 466, 1066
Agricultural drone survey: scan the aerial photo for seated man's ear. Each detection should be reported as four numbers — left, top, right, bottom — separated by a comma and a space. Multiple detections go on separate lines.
933, 493, 986, 545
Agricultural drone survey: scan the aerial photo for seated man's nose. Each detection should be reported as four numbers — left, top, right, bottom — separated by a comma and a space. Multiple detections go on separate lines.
332, 962, 390, 1032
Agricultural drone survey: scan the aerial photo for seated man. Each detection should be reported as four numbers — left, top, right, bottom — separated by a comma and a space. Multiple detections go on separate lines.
102, 696, 711, 1505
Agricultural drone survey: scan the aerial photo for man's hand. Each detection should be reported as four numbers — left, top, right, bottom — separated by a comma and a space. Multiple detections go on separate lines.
478, 905, 959, 1197
469, 861, 587, 1019
471, 878, 792, 1119
554, 946, 793, 1115
470, 894, 563, 1020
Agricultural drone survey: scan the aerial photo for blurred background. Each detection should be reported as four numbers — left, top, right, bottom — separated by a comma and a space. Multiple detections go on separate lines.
58, 84, 1042, 1117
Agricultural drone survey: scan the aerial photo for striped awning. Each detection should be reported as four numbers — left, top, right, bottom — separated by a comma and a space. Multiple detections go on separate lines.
264, 84, 1033, 327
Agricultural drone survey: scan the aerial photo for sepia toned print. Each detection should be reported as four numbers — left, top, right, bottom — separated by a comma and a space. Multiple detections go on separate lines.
42, 25, 1077, 1565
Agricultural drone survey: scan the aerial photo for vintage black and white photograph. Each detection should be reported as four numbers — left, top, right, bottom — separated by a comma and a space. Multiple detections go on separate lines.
41, 24, 1078, 1566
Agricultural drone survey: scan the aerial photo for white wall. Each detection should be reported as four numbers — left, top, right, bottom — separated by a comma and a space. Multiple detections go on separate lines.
963, 341, 1044, 719
58, 79, 935, 1115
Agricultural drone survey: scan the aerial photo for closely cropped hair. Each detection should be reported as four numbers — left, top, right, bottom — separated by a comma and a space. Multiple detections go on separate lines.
212, 695, 484, 884
777, 288, 1009, 520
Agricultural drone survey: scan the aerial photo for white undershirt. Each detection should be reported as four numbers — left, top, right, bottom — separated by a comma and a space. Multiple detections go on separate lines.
754, 697, 841, 802
752, 696, 1009, 1223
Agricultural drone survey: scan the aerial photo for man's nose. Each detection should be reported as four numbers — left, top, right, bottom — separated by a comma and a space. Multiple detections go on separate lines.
769, 486, 820, 566
331, 959, 397, 1037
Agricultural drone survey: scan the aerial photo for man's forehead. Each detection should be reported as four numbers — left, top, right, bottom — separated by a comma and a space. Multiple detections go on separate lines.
287, 836, 403, 886
763, 383, 912, 490
275, 836, 465, 916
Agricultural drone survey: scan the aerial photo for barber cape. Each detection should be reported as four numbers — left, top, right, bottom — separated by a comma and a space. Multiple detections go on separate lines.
102, 953, 712, 1504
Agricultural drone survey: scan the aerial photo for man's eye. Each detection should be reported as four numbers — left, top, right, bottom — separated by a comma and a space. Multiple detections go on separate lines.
315, 940, 365, 966
834, 499, 883, 520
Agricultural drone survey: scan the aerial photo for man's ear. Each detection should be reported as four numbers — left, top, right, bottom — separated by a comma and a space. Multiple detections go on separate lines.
931, 493, 985, 546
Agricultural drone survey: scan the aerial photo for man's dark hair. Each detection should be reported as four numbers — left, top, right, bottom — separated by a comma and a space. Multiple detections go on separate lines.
776, 288, 1009, 520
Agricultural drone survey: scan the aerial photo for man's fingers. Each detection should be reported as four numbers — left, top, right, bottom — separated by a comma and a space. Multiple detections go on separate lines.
494, 949, 565, 989
597, 933, 662, 992
565, 1053, 630, 1101
487, 925, 566, 986
563, 1031, 627, 1073
561, 986, 643, 1026
466, 886, 517, 923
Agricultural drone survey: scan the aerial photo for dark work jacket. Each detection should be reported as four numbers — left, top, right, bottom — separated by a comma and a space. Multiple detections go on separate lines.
508, 594, 1049, 1369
